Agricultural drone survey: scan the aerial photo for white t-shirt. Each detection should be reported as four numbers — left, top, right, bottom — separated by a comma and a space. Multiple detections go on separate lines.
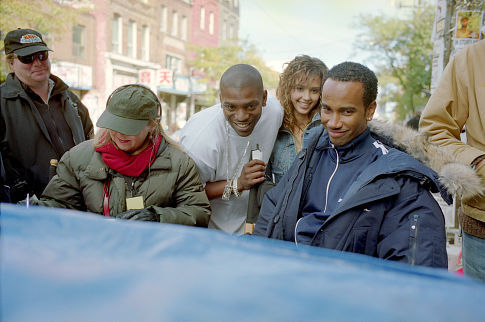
180, 95, 283, 234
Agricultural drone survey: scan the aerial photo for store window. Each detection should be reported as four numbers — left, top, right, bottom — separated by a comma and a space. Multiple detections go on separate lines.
166, 54, 182, 72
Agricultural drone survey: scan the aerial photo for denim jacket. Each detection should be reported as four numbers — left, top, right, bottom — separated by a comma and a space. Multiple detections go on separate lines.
267, 113, 321, 184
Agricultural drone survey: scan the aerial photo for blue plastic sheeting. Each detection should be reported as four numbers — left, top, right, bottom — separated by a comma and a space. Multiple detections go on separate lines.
1, 204, 485, 321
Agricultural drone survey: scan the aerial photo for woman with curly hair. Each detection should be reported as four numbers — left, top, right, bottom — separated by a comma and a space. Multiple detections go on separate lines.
268, 55, 328, 184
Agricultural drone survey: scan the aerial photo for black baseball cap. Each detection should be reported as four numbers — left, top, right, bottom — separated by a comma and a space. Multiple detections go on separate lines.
4, 28, 51, 56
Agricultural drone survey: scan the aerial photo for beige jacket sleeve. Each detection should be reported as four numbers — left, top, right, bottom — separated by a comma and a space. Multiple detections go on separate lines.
419, 40, 485, 166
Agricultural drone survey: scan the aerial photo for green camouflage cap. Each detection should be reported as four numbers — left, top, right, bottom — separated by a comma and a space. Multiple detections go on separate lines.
96, 85, 160, 135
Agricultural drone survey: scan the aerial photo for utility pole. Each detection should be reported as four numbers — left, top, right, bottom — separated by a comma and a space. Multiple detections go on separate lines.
443, 0, 456, 67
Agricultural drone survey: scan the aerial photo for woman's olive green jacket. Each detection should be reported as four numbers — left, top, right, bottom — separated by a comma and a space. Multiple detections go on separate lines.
33, 138, 211, 227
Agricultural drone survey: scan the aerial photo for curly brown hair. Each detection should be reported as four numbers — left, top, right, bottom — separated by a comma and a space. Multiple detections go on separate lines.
276, 55, 328, 131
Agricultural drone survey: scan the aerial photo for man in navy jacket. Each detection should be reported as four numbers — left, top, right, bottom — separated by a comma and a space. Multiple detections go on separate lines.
254, 62, 448, 268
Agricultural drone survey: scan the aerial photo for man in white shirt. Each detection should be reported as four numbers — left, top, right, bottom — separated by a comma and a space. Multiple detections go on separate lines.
180, 64, 283, 234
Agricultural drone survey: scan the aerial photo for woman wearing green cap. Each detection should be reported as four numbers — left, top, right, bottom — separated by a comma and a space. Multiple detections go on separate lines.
31, 84, 211, 226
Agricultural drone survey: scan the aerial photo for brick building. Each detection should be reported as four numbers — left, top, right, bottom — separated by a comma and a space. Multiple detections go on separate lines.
47, 0, 239, 131
191, 0, 219, 47
219, 0, 239, 43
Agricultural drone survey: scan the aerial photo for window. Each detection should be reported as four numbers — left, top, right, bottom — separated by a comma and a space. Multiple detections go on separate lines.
222, 20, 227, 40
112, 14, 122, 54
171, 11, 178, 37
209, 12, 214, 35
181, 16, 187, 41
72, 25, 85, 58
200, 7, 205, 30
160, 6, 167, 32
127, 20, 137, 58
229, 23, 234, 39
141, 25, 150, 61
234, 0, 239, 7
166, 54, 181, 72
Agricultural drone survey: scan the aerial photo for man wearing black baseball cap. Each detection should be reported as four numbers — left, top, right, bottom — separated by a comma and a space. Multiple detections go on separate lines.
1, 28, 93, 202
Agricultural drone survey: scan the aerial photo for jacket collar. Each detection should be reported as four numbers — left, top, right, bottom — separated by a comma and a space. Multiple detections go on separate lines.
150, 138, 171, 171
3, 73, 69, 98
317, 128, 375, 163
3, 73, 68, 99
280, 112, 321, 134
3, 73, 28, 98
86, 137, 172, 180
305, 126, 451, 205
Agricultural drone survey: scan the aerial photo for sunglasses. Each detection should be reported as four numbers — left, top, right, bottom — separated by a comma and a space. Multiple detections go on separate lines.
16, 51, 49, 64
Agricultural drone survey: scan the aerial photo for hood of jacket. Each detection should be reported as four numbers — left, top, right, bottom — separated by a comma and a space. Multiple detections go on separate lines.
368, 119, 483, 200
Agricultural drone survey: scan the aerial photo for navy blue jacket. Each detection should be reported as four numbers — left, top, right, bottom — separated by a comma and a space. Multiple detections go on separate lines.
254, 127, 449, 268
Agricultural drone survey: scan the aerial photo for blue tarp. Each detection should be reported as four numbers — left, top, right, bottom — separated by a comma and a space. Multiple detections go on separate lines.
1, 203, 485, 321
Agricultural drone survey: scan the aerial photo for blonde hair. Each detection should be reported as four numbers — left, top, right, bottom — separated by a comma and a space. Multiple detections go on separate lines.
94, 119, 181, 151
276, 55, 328, 131
6, 54, 15, 71
95, 84, 181, 151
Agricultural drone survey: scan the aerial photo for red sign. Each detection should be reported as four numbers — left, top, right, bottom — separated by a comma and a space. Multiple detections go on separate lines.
157, 69, 173, 87
139, 69, 153, 86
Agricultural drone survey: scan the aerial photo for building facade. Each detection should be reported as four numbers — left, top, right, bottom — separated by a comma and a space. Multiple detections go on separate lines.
48, 0, 239, 131
219, 0, 239, 43
191, 0, 219, 47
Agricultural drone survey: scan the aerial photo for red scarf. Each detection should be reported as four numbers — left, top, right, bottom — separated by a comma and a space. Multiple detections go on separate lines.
95, 134, 162, 177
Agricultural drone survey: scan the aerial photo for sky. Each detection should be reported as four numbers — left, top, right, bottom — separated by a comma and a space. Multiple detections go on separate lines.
239, 0, 409, 72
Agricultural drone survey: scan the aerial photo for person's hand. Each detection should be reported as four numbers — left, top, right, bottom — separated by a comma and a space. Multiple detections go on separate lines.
237, 159, 266, 191
114, 208, 158, 221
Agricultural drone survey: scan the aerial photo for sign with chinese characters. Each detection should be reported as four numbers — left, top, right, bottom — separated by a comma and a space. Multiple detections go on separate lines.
157, 69, 173, 87
139, 69, 207, 96
138, 69, 154, 87
139, 69, 174, 88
